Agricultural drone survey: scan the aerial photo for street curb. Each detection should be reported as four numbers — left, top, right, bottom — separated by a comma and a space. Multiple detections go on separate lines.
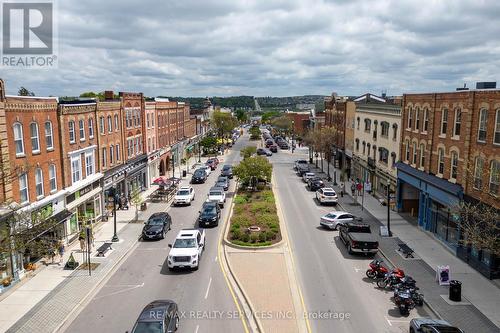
337, 201, 445, 321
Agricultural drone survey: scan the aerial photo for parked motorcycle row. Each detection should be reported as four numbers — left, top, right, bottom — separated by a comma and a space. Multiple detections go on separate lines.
366, 259, 424, 316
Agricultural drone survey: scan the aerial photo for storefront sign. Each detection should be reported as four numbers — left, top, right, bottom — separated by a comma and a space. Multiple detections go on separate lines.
79, 184, 93, 197
379, 226, 389, 237
436, 265, 451, 285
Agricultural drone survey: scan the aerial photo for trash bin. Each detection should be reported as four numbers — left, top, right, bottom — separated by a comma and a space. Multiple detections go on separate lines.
449, 280, 462, 302
182, 170, 187, 177
309, 157, 313, 164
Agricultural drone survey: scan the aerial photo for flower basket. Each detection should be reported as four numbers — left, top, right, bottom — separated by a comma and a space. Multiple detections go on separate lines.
24, 263, 37, 271
2, 277, 12, 287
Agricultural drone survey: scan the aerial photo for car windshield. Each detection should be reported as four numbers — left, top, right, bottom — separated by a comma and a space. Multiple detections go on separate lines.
323, 191, 336, 196
223, 166, 231, 170
132, 321, 163, 333
173, 238, 197, 248
218, 177, 226, 182
177, 190, 190, 196
147, 218, 164, 226
326, 213, 338, 219
202, 207, 217, 215
194, 171, 204, 176
210, 191, 222, 196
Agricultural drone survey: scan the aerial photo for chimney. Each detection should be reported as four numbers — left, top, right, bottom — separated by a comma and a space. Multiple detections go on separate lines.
104, 90, 114, 100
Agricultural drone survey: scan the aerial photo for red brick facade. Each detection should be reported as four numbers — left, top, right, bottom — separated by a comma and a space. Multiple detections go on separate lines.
0, 80, 11, 205
120, 92, 145, 161
97, 97, 124, 172
285, 112, 310, 136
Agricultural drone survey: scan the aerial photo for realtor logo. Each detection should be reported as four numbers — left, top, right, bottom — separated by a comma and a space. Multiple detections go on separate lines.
1, 1, 57, 67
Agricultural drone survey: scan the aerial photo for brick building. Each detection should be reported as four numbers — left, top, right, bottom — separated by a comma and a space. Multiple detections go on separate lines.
285, 111, 311, 136
155, 98, 175, 176
397, 88, 500, 278
145, 100, 160, 183
58, 100, 102, 240
0, 80, 11, 207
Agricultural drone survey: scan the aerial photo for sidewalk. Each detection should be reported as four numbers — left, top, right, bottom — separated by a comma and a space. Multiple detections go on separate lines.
302, 152, 500, 331
0, 185, 170, 333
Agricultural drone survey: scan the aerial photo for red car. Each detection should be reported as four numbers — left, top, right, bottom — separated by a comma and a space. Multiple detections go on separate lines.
206, 158, 219, 170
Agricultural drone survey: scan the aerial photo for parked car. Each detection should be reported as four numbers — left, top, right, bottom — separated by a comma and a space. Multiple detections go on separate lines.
294, 159, 308, 170
302, 172, 316, 183
256, 148, 267, 156
319, 211, 357, 230
316, 187, 338, 205
221, 165, 233, 179
207, 186, 226, 207
173, 186, 195, 206
269, 144, 278, 153
167, 228, 206, 270
200, 165, 211, 176
215, 176, 229, 191
308, 177, 325, 191
265, 139, 274, 148
191, 169, 207, 184
142, 212, 172, 240
296, 164, 310, 176
409, 318, 464, 333
206, 157, 219, 170
130, 300, 179, 333
263, 148, 272, 156
338, 222, 379, 255
198, 201, 221, 227
278, 142, 289, 149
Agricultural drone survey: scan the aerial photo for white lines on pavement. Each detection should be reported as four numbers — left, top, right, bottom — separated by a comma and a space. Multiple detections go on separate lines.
384, 316, 410, 327
214, 255, 218, 262
205, 277, 212, 299
354, 267, 361, 272
136, 247, 169, 251
195, 324, 200, 333
94, 282, 145, 300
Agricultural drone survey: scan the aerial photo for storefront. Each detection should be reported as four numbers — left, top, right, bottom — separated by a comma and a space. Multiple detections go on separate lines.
103, 164, 127, 199
124, 154, 148, 196
147, 150, 161, 184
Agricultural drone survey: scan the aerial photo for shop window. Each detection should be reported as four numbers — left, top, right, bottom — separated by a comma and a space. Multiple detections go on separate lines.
94, 195, 101, 218
440, 108, 448, 135
438, 148, 445, 175
453, 108, 461, 137
49, 164, 57, 192
473, 157, 484, 189
30, 122, 40, 153
45, 121, 53, 150
79, 119, 85, 141
35, 167, 44, 198
13, 122, 25, 156
88, 118, 94, 138
489, 160, 500, 195
19, 173, 29, 203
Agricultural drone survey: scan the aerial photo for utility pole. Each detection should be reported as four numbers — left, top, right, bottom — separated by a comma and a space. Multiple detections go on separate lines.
110, 187, 119, 242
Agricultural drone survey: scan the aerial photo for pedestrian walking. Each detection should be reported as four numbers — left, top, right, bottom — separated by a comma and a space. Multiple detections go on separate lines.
350, 183, 356, 196
356, 182, 363, 196
58, 241, 65, 265
79, 229, 86, 252
340, 182, 345, 197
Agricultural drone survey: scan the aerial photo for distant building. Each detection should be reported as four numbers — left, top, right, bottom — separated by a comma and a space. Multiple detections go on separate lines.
285, 111, 311, 136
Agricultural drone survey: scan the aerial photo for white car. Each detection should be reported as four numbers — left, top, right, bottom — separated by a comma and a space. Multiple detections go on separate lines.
207, 187, 226, 208
316, 188, 338, 205
302, 172, 316, 183
173, 186, 195, 206
200, 165, 211, 176
167, 229, 205, 270
320, 211, 359, 230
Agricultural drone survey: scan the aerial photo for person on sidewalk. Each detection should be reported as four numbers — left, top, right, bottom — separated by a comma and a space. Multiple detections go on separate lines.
356, 182, 363, 196
79, 229, 86, 252
340, 182, 345, 197
351, 183, 356, 196
58, 241, 65, 265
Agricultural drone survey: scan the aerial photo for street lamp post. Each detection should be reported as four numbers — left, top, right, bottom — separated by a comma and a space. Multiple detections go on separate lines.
109, 187, 119, 242
198, 141, 201, 163
387, 184, 393, 237
333, 149, 338, 186
291, 121, 295, 153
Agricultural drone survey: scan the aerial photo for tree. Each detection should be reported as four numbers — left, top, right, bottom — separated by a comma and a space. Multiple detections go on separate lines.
200, 136, 217, 155
235, 109, 248, 123
233, 156, 273, 190
271, 116, 293, 135
249, 126, 260, 140
240, 146, 257, 159
211, 111, 238, 138
130, 185, 143, 222
18, 87, 35, 96
261, 110, 280, 123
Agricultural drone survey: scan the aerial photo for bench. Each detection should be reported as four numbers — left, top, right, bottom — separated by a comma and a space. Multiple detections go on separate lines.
96, 242, 113, 257
398, 243, 414, 258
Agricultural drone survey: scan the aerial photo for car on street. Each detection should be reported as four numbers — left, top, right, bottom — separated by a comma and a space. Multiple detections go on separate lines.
221, 164, 233, 179
206, 157, 219, 170
198, 201, 221, 227
338, 222, 378, 255
316, 187, 338, 205
294, 159, 308, 170
278, 142, 289, 149
302, 172, 316, 183
263, 148, 272, 156
167, 228, 205, 270
207, 186, 226, 207
200, 165, 212, 176
256, 148, 268, 156
265, 139, 274, 148
129, 300, 179, 333
409, 318, 464, 333
191, 168, 207, 184
296, 164, 310, 176
319, 211, 357, 230
142, 212, 172, 240
307, 177, 325, 191
173, 186, 195, 206
269, 144, 278, 153
215, 176, 229, 191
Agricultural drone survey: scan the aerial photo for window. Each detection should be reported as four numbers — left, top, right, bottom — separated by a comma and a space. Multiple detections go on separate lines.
415, 108, 420, 131
478, 108, 487, 142
391, 153, 396, 167
102, 147, 107, 167
407, 108, 413, 129
381, 122, 389, 137
355, 139, 359, 151
473, 157, 484, 189
440, 108, 448, 135
151, 114, 155, 127
13, 123, 25, 156
79, 119, 85, 141
379, 148, 389, 164
148, 138, 151, 152
147, 113, 150, 128
114, 115, 119, 131
405, 140, 410, 161
110, 145, 114, 165
107, 115, 112, 133
116, 144, 120, 161
71, 156, 81, 183
49, 164, 57, 192
438, 148, 445, 175
19, 173, 28, 203
85, 152, 94, 176
362, 141, 366, 154
495, 110, 500, 144
423, 108, 429, 132
357, 117, 360, 130
68, 121, 76, 143
420, 144, 425, 168
35, 168, 44, 198
45, 121, 53, 150
367, 143, 371, 156
30, 122, 40, 153
364, 119, 371, 132
88, 118, 94, 138
489, 160, 500, 195
373, 122, 377, 139
453, 108, 461, 137
100, 116, 105, 134
412, 142, 417, 165
392, 124, 398, 140
451, 151, 458, 179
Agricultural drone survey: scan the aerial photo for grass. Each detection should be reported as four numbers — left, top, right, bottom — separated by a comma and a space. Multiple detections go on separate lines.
228, 189, 282, 246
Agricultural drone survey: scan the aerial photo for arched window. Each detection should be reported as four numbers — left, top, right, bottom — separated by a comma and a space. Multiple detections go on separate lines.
453, 108, 461, 137
423, 108, 429, 132
477, 108, 487, 142
99, 116, 105, 134
392, 123, 398, 140
415, 107, 420, 131
419, 144, 425, 168
79, 119, 85, 141
451, 151, 459, 179
489, 160, 500, 195
438, 148, 445, 175
381, 122, 389, 137
379, 148, 389, 164
405, 140, 410, 161
355, 138, 360, 151
407, 108, 413, 129
357, 117, 360, 130
107, 115, 112, 133
364, 119, 371, 132
69, 120, 75, 143
35, 167, 44, 198
13, 122, 25, 156
30, 122, 40, 153
412, 142, 417, 165
367, 143, 371, 156
391, 152, 397, 168
495, 109, 500, 144
362, 141, 366, 155
19, 173, 28, 203
114, 114, 119, 131
45, 121, 53, 150
440, 108, 448, 135
110, 145, 114, 165
49, 164, 57, 192
473, 157, 484, 189
88, 118, 94, 138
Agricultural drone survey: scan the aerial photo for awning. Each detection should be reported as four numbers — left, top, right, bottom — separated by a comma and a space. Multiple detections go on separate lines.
51, 209, 72, 224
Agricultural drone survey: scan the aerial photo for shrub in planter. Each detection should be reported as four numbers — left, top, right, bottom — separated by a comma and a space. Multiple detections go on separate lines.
232, 229, 242, 240
234, 196, 248, 204
258, 232, 267, 243
2, 277, 12, 287
266, 230, 277, 240
240, 233, 250, 243
250, 234, 259, 243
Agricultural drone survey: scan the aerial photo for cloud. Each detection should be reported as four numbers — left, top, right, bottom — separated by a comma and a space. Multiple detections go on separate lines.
1, 0, 499, 97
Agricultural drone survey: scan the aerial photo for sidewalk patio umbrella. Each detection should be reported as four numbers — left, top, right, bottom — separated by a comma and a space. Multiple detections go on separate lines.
153, 176, 169, 186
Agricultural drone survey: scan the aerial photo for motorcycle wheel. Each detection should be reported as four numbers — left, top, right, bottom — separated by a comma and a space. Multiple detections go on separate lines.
366, 269, 376, 279
377, 279, 388, 289
399, 305, 408, 316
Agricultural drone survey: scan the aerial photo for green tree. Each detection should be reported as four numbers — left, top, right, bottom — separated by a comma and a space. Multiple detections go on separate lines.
235, 109, 248, 123
233, 156, 273, 190
212, 111, 238, 138
240, 146, 257, 159
200, 136, 217, 155
271, 115, 293, 134
130, 185, 144, 222
18, 87, 35, 96
249, 126, 260, 140
261, 110, 280, 123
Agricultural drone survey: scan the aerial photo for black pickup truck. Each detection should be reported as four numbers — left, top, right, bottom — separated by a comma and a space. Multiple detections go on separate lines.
338, 222, 379, 256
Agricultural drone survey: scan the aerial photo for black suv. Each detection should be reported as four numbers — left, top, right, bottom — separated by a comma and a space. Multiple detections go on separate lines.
198, 201, 221, 227
221, 165, 233, 179
191, 168, 207, 184
308, 177, 325, 191
130, 300, 179, 333
142, 212, 172, 240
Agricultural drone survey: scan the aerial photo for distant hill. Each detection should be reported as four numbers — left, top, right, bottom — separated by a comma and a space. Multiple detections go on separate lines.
256, 95, 326, 110
161, 96, 254, 109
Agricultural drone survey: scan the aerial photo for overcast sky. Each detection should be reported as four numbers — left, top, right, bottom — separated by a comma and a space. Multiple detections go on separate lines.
2, 0, 499, 97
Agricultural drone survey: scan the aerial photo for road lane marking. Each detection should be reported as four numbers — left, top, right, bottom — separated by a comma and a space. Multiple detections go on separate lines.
354, 267, 361, 272
195, 324, 199, 333
205, 277, 212, 299
385, 316, 393, 326
93, 282, 145, 300
214, 255, 218, 262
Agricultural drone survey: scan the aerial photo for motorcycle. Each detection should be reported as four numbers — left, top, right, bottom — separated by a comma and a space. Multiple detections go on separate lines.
394, 290, 415, 315
366, 260, 404, 280
376, 269, 405, 289
394, 285, 424, 306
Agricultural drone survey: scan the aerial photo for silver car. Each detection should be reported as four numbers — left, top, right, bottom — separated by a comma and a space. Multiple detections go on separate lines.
320, 211, 359, 230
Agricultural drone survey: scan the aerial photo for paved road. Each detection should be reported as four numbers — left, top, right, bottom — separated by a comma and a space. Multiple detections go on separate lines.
66, 138, 247, 333
272, 147, 430, 333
